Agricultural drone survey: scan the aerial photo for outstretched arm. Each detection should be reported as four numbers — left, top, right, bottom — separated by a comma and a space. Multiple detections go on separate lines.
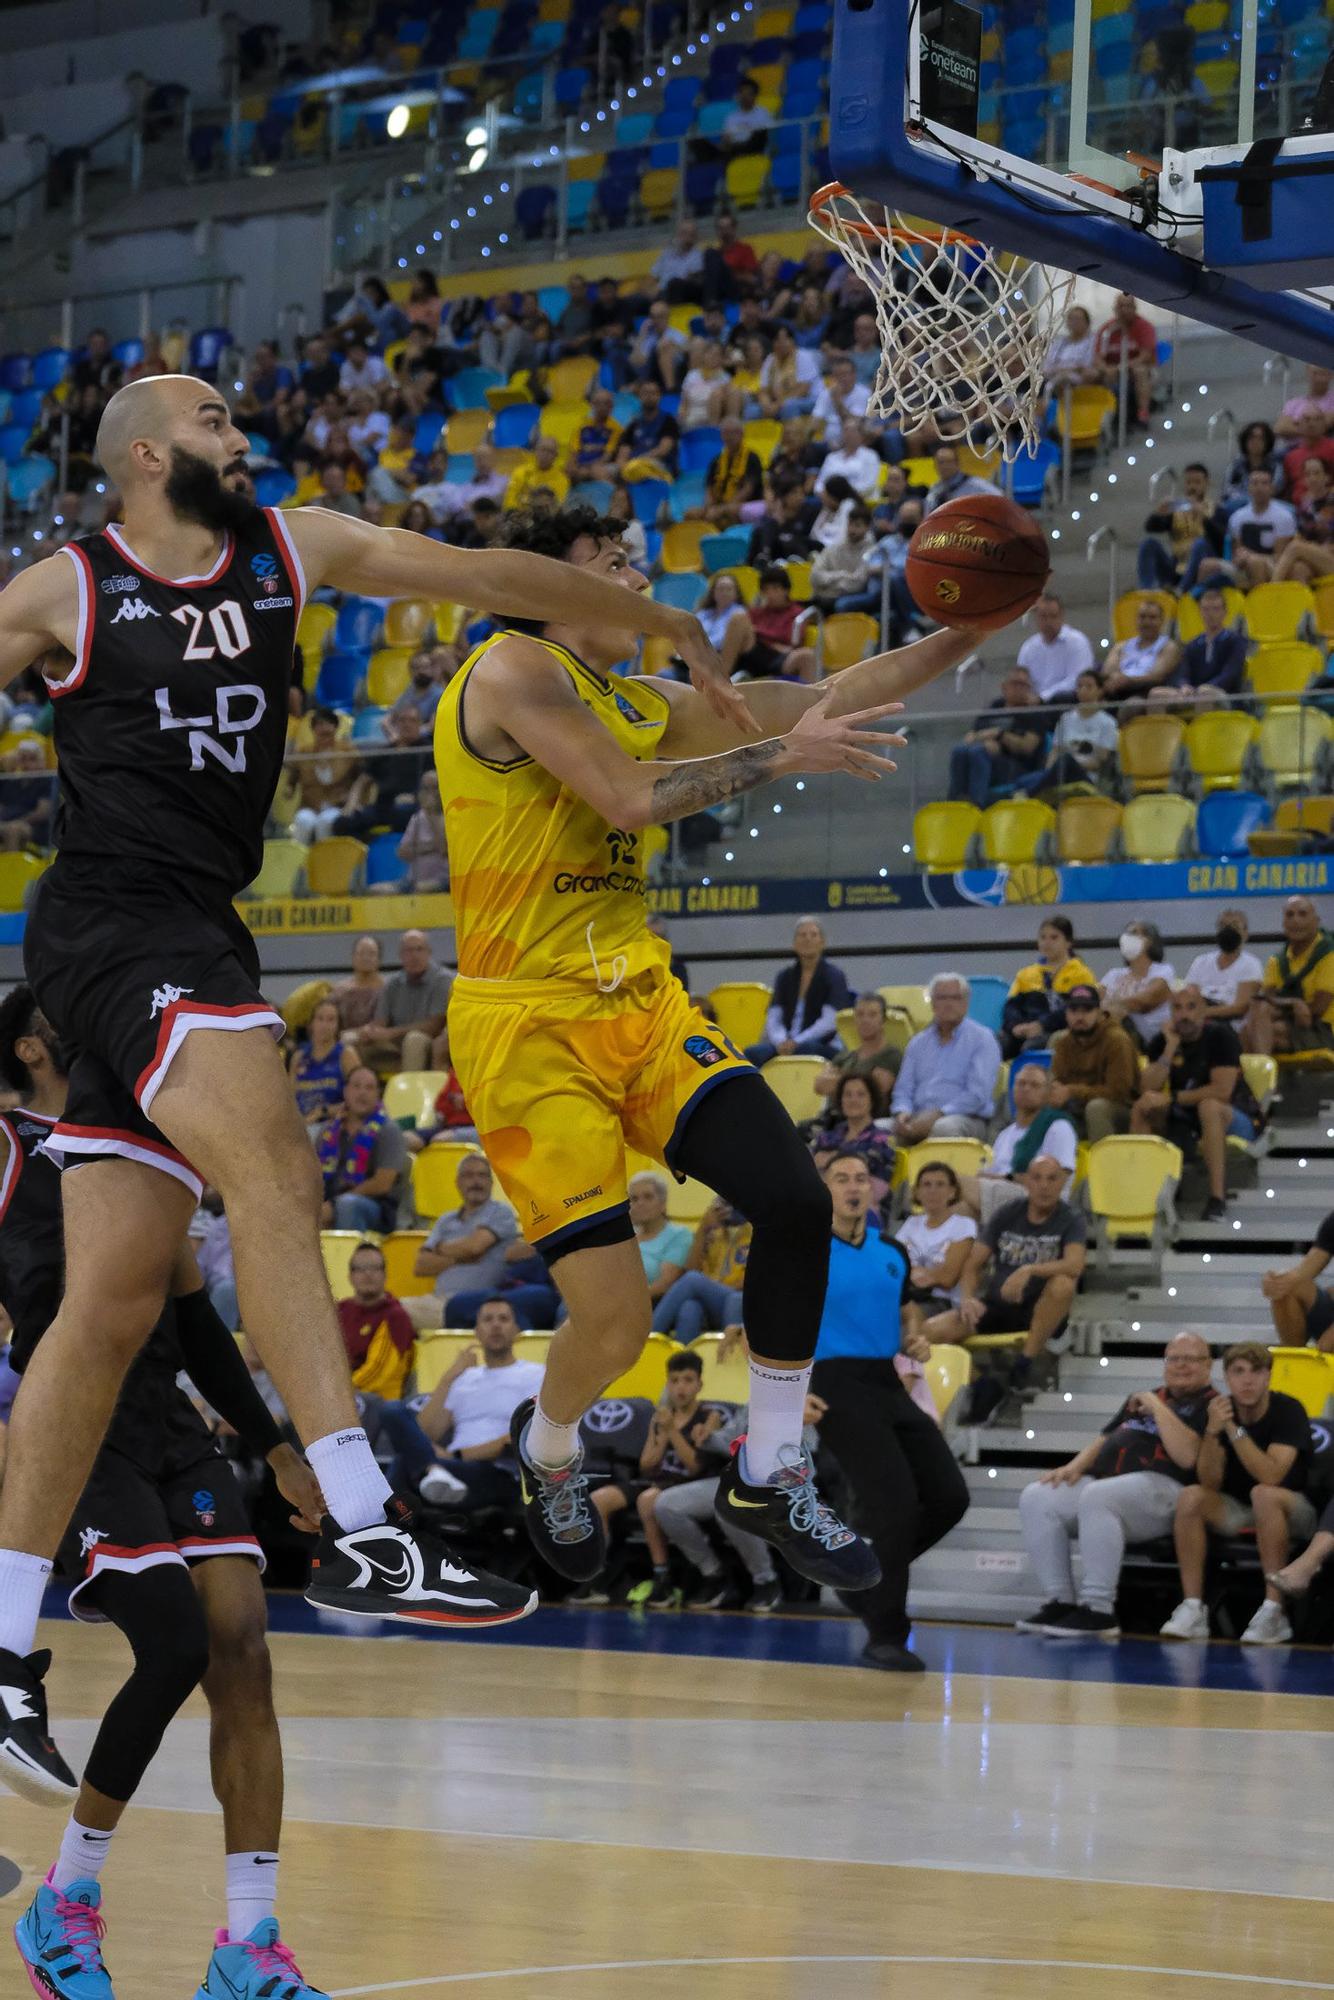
284, 507, 753, 733
0, 554, 80, 688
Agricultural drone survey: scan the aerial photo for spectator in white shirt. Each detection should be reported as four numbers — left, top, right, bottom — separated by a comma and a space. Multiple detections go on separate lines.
380, 1297, 547, 1509
1016, 591, 1094, 702
1101, 919, 1178, 1047
721, 75, 773, 153
651, 219, 706, 302
817, 419, 883, 502
345, 389, 391, 467
1183, 909, 1264, 1027
811, 356, 871, 438
339, 336, 389, 396
631, 299, 688, 390
924, 443, 1000, 515
1101, 595, 1181, 702
1206, 466, 1298, 586
758, 326, 822, 420
1042, 303, 1098, 394
958, 1063, 1078, 1223
1275, 363, 1334, 439
1014, 669, 1118, 795
897, 1160, 977, 1337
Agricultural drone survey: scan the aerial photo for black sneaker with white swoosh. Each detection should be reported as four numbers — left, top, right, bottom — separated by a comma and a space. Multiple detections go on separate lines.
0, 1646, 77, 1806
305, 1497, 537, 1627
714, 1441, 881, 1591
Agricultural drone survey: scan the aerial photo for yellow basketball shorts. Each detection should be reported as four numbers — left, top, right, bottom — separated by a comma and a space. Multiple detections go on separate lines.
447, 969, 753, 1254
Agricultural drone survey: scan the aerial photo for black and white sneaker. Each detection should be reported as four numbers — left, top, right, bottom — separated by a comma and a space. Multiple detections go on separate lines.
306, 1498, 537, 1628
1014, 1599, 1076, 1634
688, 1577, 743, 1611
0, 1647, 77, 1806
1042, 1604, 1120, 1638
715, 1441, 880, 1591
510, 1398, 607, 1583
748, 1576, 783, 1615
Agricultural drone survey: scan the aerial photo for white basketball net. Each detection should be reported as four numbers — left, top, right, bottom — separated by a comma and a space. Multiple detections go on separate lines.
808, 185, 1074, 461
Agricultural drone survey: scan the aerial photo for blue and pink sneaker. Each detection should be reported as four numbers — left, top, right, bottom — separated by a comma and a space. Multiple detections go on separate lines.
193, 1920, 326, 1999
14, 1871, 114, 1998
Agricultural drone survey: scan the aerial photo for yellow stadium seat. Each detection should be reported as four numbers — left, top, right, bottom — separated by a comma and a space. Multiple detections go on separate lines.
304, 837, 367, 895
748, 61, 786, 94
445, 408, 490, 454
1112, 589, 1177, 642
1120, 792, 1196, 862
411, 1139, 484, 1220
689, 1333, 751, 1402
1117, 712, 1183, 795
978, 798, 1055, 865
297, 602, 336, 659
382, 1070, 450, 1130
278, 979, 331, 1039
913, 801, 981, 871
820, 611, 879, 671
667, 302, 698, 336
381, 1230, 432, 1299
708, 981, 771, 1048
365, 646, 413, 708
1244, 581, 1316, 644
1274, 793, 1334, 836
537, 399, 590, 448
639, 635, 676, 675
724, 152, 769, 209
897, 1138, 991, 1196
925, 1344, 972, 1419
1186, 0, 1228, 25
1241, 1053, 1278, 1110
785, 558, 813, 601
1182, 710, 1258, 792
878, 984, 932, 1031
431, 600, 465, 644
1253, 704, 1333, 789
1086, 1134, 1183, 1271
1247, 642, 1324, 700
1313, 575, 1334, 642
514, 1333, 553, 1368
566, 151, 604, 182
752, 5, 794, 34
413, 1331, 479, 1393
320, 1231, 369, 1298
547, 355, 598, 402
1055, 794, 1122, 864
1268, 1347, 1334, 1418
1196, 57, 1240, 101
639, 166, 680, 218
1056, 384, 1116, 449
383, 598, 435, 649
0, 850, 47, 911
243, 839, 306, 900
761, 1054, 825, 1122
604, 1330, 680, 1400
900, 454, 936, 488
742, 418, 783, 466
667, 1173, 715, 1224
957, 444, 1000, 480
1175, 586, 1244, 642
661, 521, 710, 572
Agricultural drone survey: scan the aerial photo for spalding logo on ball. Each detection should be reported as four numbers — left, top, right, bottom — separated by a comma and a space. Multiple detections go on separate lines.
905, 492, 1051, 634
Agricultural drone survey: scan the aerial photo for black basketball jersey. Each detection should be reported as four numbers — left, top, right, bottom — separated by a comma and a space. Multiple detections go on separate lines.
48, 507, 302, 896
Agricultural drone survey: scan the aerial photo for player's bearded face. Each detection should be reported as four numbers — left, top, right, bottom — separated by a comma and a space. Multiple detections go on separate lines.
165, 443, 257, 531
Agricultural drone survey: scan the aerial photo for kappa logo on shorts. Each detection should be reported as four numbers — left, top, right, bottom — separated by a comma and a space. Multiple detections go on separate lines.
78, 1526, 108, 1561
193, 1488, 217, 1527
684, 1033, 726, 1069
149, 982, 194, 1019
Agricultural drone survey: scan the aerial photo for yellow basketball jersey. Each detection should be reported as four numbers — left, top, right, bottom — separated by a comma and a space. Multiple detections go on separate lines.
435, 631, 674, 985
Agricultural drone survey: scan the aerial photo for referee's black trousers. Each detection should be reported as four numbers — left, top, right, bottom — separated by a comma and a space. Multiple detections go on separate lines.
811, 1357, 970, 1646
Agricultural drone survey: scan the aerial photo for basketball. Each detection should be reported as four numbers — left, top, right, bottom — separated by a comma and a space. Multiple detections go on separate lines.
904, 492, 1051, 633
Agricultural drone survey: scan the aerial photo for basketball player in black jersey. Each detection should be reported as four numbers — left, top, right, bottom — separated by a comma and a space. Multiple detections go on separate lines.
0, 985, 329, 1998
0, 371, 749, 1784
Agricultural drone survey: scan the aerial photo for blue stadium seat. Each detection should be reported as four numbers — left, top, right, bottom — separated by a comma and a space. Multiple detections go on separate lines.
445, 453, 475, 484
313, 650, 367, 710
0, 425, 32, 464
616, 111, 655, 147
566, 180, 596, 230
0, 356, 32, 392
255, 467, 296, 507
648, 140, 681, 170
668, 472, 708, 519
0, 393, 11, 424
554, 66, 590, 108
110, 338, 145, 371
569, 478, 614, 509
188, 327, 233, 380
10, 390, 44, 431
446, 367, 504, 412
770, 151, 802, 201
515, 184, 557, 239
365, 830, 404, 886
529, 18, 565, 54
597, 177, 634, 228
696, 100, 735, 137
351, 706, 388, 742
413, 410, 446, 454
628, 478, 671, 523
700, 527, 751, 572
333, 599, 382, 651
654, 107, 694, 140
662, 76, 700, 114
31, 349, 71, 392
1196, 789, 1272, 857
966, 975, 1010, 1036
611, 390, 641, 424
678, 427, 722, 470
1002, 441, 1060, 508
652, 573, 706, 610
513, 73, 546, 122
537, 284, 569, 320
7, 457, 55, 506
686, 161, 723, 211
494, 403, 540, 449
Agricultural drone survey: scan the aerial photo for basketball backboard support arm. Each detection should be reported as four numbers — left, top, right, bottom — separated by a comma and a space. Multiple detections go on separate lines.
829, 0, 1334, 367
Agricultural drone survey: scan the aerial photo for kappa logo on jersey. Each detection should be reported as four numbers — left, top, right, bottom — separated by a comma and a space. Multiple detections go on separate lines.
149, 982, 194, 1020
111, 597, 161, 623
99, 573, 140, 594
77, 1526, 108, 1561
156, 682, 267, 773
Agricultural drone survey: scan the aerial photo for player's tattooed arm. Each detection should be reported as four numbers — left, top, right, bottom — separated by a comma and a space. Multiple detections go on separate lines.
649, 738, 785, 819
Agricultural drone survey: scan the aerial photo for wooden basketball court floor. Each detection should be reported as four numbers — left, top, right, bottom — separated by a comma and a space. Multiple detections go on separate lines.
5, 1601, 1333, 1999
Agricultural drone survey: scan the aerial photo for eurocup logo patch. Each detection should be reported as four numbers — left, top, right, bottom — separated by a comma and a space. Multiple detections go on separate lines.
251, 551, 280, 595
684, 1033, 726, 1068
193, 1488, 217, 1528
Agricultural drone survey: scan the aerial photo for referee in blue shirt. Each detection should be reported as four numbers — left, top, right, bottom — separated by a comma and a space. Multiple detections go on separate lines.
811, 1150, 970, 1673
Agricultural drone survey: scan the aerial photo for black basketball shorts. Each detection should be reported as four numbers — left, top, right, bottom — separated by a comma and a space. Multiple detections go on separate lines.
24, 861, 282, 1199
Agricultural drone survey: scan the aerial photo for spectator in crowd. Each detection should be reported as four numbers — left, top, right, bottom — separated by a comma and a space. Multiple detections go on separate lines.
1042, 302, 1098, 394
332, 933, 385, 1036
706, 209, 760, 299
812, 1150, 970, 1672
810, 473, 858, 548
924, 1156, 1087, 1396
396, 770, 449, 894
1100, 595, 1180, 702
809, 504, 882, 615
1133, 985, 1261, 1221
1015, 592, 1094, 704
721, 74, 774, 155
897, 1160, 977, 1335
1262, 1207, 1334, 1350
441, 443, 509, 520
628, 1171, 694, 1306
810, 1072, 896, 1219
678, 338, 733, 431
890, 973, 1001, 1144
0, 741, 55, 852
317, 1065, 410, 1233
477, 304, 537, 381
1048, 984, 1140, 1142
1184, 909, 1264, 1027
652, 219, 707, 304
191, 1189, 239, 1333
946, 665, 1048, 808
1100, 918, 1177, 1046
505, 434, 570, 513
286, 708, 360, 845
391, 646, 456, 729
744, 915, 851, 1064
1220, 419, 1286, 511
736, 567, 819, 681
400, 500, 442, 543
630, 298, 687, 391
758, 325, 822, 421
1282, 408, 1334, 502
311, 459, 362, 518
748, 482, 816, 567
811, 355, 870, 436
404, 267, 444, 334
407, 1063, 479, 1154
565, 388, 621, 483
1014, 670, 1118, 795
1016, 1330, 1217, 1638
842, 311, 883, 388
1273, 456, 1334, 581
815, 991, 901, 1101
650, 1197, 750, 1343
617, 376, 680, 478
603, 484, 648, 567
333, 703, 435, 845
642, 1390, 786, 1612
339, 336, 387, 397
298, 333, 341, 400
338, 1240, 415, 1401
1162, 584, 1246, 706
694, 414, 763, 525
1275, 361, 1334, 437
959, 1064, 1077, 1223
1001, 916, 1100, 1056
248, 339, 295, 404
924, 442, 1000, 515
407, 1153, 520, 1331
1270, 1491, 1334, 1604
1248, 895, 1334, 1059
1095, 292, 1158, 425
1206, 467, 1297, 587
1137, 463, 1226, 590
355, 928, 452, 1073
289, 995, 357, 1131
384, 1297, 546, 1509
588, 1350, 727, 1607
1162, 1342, 1316, 1643
694, 571, 757, 677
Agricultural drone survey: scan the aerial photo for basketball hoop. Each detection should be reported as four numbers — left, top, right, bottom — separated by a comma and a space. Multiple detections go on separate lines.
808, 182, 1074, 461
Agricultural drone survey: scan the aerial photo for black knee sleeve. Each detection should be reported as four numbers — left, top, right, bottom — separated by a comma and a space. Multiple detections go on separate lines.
82, 1566, 211, 1803
670, 1074, 832, 1364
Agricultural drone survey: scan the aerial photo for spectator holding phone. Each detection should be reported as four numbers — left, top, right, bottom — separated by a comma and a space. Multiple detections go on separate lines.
1247, 895, 1334, 1059
650, 1197, 750, 1342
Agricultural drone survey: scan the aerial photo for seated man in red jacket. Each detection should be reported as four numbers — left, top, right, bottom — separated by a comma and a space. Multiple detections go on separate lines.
338, 1240, 416, 1402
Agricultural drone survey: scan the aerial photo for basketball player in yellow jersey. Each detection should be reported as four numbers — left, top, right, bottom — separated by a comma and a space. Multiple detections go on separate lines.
437, 503, 1001, 1590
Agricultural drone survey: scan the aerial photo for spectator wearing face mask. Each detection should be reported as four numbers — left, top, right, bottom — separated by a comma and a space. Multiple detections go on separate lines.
1183, 910, 1263, 1028
1100, 920, 1177, 1048
391, 647, 456, 728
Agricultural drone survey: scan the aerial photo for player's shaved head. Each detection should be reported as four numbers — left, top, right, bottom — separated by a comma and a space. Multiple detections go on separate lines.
96, 374, 219, 484
96, 375, 256, 532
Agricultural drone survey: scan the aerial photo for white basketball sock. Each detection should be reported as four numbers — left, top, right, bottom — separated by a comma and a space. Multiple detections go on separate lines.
0, 1547, 52, 1660
226, 1851, 279, 1942
742, 1359, 812, 1485
305, 1429, 392, 1532
525, 1401, 581, 1472
52, 1817, 115, 1893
